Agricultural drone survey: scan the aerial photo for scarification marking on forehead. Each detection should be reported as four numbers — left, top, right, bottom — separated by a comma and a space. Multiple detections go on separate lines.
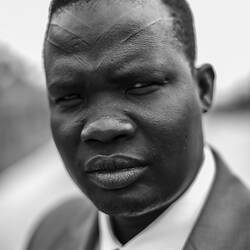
46, 3, 176, 71
47, 24, 90, 52
121, 18, 168, 44
46, 37, 92, 68
47, 16, 173, 71
95, 18, 172, 71
47, 3, 173, 52
49, 4, 142, 48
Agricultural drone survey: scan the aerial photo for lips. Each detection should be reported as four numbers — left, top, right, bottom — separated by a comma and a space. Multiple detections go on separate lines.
84, 155, 147, 190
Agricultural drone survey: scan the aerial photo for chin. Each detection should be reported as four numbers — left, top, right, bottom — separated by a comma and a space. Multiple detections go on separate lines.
91, 190, 170, 218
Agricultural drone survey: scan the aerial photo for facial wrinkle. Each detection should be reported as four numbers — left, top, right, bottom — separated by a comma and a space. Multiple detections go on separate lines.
46, 38, 92, 69
95, 46, 143, 73
50, 24, 90, 48
121, 18, 169, 44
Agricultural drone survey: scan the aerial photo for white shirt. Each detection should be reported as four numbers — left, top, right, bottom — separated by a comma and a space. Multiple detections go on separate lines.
98, 146, 216, 250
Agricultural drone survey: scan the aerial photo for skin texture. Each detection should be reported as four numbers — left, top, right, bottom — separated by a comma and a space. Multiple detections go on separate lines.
45, 0, 215, 244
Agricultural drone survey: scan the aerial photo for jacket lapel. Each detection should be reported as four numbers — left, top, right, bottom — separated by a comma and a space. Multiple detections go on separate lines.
76, 209, 99, 250
184, 150, 250, 250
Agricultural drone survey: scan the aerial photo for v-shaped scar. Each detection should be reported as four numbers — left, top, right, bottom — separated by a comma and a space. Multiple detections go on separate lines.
95, 18, 171, 71
49, 24, 90, 48
121, 18, 168, 43
46, 38, 92, 68
90, 4, 143, 45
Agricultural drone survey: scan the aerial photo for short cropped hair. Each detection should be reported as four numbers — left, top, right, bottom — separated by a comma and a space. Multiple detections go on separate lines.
47, 0, 196, 66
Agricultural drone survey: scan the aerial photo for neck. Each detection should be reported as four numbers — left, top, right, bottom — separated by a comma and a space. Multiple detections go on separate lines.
108, 166, 202, 244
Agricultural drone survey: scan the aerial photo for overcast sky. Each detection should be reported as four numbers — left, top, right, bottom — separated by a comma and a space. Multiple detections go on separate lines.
1, 0, 250, 93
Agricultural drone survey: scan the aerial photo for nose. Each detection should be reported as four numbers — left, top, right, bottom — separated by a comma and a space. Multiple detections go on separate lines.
81, 117, 136, 143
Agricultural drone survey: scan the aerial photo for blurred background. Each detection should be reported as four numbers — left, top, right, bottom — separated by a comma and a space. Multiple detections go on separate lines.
0, 1, 249, 249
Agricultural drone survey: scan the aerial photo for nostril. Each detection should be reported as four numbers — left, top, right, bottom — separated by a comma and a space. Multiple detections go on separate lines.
113, 133, 129, 142
84, 133, 129, 146
82, 128, 129, 143
80, 118, 136, 143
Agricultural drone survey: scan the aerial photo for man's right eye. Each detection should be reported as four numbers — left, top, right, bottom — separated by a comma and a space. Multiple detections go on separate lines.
54, 94, 83, 107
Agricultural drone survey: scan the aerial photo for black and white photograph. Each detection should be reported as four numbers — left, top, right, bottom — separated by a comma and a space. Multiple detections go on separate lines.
1, 1, 250, 250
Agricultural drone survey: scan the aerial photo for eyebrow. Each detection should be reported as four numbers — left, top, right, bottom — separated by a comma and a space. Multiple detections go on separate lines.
47, 69, 164, 98
48, 79, 84, 96
112, 64, 167, 83
47, 48, 168, 87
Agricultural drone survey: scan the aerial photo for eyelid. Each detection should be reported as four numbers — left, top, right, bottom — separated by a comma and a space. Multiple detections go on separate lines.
54, 94, 81, 104
133, 82, 149, 88
130, 79, 169, 89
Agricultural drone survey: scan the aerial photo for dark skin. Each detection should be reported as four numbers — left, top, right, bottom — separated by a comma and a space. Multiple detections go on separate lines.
45, 0, 215, 244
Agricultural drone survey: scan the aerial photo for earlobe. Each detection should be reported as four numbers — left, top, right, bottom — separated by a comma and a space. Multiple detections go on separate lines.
195, 64, 216, 113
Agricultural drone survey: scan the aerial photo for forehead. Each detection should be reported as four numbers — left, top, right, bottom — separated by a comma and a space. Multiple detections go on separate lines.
45, 0, 184, 78
48, 0, 177, 49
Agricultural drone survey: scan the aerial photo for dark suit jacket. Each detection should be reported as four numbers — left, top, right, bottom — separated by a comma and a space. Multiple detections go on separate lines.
27, 151, 250, 250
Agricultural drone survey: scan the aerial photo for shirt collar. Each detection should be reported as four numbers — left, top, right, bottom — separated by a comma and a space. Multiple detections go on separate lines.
98, 146, 216, 250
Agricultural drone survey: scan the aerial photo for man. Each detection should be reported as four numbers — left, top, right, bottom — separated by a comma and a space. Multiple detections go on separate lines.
27, 0, 250, 249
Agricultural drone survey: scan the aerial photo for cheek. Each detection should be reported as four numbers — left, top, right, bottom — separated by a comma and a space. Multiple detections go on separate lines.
138, 85, 200, 140
132, 86, 202, 198
133, 85, 202, 169
50, 112, 92, 190
50, 111, 84, 163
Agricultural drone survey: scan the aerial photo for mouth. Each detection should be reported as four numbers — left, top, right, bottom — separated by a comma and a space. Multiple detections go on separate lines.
84, 155, 147, 190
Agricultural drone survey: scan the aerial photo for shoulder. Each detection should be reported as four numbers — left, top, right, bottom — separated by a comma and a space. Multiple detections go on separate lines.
26, 196, 97, 250
187, 148, 250, 249
210, 148, 250, 226
212, 148, 250, 204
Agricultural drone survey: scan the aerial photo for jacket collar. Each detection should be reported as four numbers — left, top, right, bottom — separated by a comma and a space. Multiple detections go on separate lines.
184, 149, 250, 250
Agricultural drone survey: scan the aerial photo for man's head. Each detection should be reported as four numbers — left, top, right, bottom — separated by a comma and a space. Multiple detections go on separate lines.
44, 0, 215, 217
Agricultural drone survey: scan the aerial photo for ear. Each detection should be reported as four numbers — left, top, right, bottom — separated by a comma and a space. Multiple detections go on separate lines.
195, 64, 216, 113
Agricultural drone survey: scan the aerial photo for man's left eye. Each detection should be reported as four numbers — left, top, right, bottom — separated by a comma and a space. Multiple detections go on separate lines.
127, 81, 167, 95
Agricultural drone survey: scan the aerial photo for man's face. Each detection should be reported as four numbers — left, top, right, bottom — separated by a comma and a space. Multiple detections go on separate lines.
45, 0, 204, 217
